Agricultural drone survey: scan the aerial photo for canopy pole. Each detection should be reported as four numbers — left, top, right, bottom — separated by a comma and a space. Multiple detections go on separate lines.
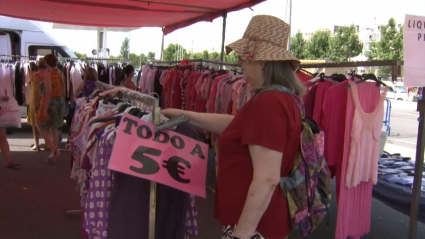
160, 27, 165, 61
287, 0, 292, 50
408, 97, 425, 239
220, 11, 228, 65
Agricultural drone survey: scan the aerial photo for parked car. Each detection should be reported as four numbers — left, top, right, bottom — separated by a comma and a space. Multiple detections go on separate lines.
386, 86, 409, 101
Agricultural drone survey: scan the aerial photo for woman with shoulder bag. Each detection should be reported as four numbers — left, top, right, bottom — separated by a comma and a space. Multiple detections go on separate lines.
162, 15, 304, 239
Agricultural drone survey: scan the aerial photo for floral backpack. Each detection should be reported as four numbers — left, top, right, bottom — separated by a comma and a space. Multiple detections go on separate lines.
256, 85, 332, 236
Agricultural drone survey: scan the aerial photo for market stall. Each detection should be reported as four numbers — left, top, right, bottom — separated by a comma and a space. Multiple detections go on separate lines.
1, 1, 425, 238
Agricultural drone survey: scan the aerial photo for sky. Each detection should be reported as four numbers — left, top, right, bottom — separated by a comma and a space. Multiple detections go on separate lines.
33, 0, 425, 58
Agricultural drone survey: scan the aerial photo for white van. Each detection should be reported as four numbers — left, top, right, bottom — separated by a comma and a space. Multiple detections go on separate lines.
0, 16, 76, 117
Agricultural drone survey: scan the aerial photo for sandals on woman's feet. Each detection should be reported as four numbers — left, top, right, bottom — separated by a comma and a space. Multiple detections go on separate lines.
47, 150, 61, 164
7, 163, 20, 169
30, 145, 40, 151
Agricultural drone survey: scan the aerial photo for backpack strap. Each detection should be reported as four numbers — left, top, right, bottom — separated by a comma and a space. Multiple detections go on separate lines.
255, 85, 305, 120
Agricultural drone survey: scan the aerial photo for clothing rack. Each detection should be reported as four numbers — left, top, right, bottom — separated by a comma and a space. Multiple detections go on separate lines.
67, 81, 161, 239
0, 54, 38, 60
0, 54, 147, 62
148, 59, 239, 69
95, 81, 160, 239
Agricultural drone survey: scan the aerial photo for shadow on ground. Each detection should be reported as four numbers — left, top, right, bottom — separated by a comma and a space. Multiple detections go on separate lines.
0, 130, 424, 239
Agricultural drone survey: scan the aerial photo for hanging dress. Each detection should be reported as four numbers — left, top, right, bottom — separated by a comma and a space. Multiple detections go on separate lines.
335, 81, 385, 239
27, 72, 42, 127
36, 68, 65, 129
346, 82, 388, 188
81, 80, 96, 98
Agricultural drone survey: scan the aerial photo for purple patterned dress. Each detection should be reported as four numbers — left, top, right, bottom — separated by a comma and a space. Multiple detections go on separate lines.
84, 129, 115, 239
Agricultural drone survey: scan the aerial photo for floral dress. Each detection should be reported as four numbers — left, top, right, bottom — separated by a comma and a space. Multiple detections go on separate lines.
80, 80, 96, 98
36, 68, 65, 129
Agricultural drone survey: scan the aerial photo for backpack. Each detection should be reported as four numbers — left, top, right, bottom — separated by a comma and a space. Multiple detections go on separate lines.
256, 85, 332, 236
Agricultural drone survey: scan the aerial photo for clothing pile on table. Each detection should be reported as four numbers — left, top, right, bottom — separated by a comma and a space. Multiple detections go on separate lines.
378, 152, 425, 190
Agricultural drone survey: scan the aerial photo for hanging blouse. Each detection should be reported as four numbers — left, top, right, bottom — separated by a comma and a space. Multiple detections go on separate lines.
335, 81, 382, 239
345, 83, 388, 188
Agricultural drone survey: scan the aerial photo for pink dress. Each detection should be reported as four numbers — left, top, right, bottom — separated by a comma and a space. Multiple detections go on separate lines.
321, 82, 348, 191
312, 80, 334, 128
345, 83, 388, 188
336, 82, 382, 239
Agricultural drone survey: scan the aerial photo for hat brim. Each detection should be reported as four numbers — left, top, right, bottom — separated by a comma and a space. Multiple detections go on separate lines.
226, 38, 300, 70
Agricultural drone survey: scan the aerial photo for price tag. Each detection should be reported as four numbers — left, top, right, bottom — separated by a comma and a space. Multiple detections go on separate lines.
108, 113, 208, 198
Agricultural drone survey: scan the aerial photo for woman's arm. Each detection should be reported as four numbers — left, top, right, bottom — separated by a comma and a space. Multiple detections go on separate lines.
234, 145, 283, 238
74, 82, 83, 96
43, 71, 52, 110
162, 109, 234, 134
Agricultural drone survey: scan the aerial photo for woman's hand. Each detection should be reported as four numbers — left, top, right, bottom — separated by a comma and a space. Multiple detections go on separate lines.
42, 110, 49, 120
161, 110, 234, 135
161, 108, 184, 119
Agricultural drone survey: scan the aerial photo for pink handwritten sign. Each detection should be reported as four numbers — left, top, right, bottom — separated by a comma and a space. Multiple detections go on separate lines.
108, 113, 208, 198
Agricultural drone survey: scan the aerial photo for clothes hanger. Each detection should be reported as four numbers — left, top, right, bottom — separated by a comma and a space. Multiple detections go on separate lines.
330, 73, 347, 82
154, 114, 189, 132
345, 73, 386, 89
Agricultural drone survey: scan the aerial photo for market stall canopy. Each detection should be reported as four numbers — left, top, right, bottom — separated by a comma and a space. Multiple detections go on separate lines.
51, 24, 139, 32
0, 0, 265, 35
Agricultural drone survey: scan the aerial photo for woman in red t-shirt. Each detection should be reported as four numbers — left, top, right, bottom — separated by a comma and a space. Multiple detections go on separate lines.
162, 15, 304, 239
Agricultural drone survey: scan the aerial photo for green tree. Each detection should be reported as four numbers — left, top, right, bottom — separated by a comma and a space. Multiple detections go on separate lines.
128, 53, 142, 66
202, 50, 209, 59
223, 52, 238, 63
366, 18, 403, 78
209, 51, 220, 60
305, 29, 332, 60
74, 51, 87, 59
163, 43, 188, 61
330, 25, 363, 61
139, 53, 147, 60
290, 30, 307, 59
119, 37, 130, 59
190, 52, 204, 60
147, 52, 156, 60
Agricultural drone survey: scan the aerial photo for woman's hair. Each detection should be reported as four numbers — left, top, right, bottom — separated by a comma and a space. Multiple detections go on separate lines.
124, 65, 135, 75
44, 54, 58, 67
260, 61, 305, 97
84, 67, 98, 81
37, 57, 47, 69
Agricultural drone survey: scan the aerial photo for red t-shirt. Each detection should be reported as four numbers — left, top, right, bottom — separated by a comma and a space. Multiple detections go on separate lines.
214, 91, 301, 239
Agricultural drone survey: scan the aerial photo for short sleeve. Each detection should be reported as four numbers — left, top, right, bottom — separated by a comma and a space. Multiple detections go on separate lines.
240, 91, 296, 153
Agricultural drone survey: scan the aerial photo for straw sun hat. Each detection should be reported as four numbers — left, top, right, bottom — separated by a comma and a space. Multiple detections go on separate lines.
225, 15, 300, 69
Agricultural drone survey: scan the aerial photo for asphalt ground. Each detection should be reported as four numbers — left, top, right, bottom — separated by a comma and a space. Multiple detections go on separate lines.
0, 126, 424, 239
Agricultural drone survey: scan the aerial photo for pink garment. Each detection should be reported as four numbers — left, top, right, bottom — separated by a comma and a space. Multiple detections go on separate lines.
335, 82, 381, 239
159, 69, 168, 86
312, 80, 333, 128
186, 70, 200, 111
171, 70, 183, 109
321, 82, 348, 183
209, 74, 229, 113
345, 83, 388, 188
139, 65, 149, 93
146, 67, 157, 94
303, 84, 318, 118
